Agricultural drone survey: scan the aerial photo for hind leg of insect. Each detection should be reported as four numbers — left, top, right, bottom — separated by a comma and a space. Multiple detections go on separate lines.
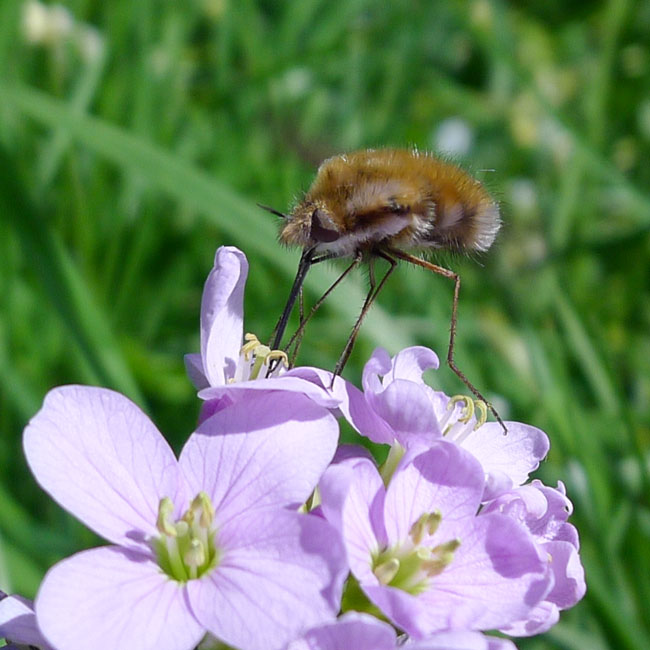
286, 250, 364, 366
386, 248, 507, 433
331, 249, 398, 384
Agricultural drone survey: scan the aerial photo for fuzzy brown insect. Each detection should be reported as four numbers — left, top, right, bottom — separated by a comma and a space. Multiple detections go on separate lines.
262, 148, 504, 430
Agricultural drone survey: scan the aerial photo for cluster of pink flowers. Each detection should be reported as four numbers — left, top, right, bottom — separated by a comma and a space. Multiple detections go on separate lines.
1, 246, 585, 650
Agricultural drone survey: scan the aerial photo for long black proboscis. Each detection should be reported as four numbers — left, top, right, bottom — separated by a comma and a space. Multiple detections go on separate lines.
270, 246, 316, 350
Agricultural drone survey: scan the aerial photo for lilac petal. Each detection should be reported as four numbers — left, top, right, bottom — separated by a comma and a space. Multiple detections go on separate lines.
35, 547, 205, 650
415, 514, 550, 634
461, 422, 549, 494
289, 366, 397, 444
485, 637, 519, 650
23, 386, 185, 549
482, 482, 580, 547
383, 442, 484, 543
406, 630, 517, 650
179, 392, 338, 522
0, 595, 51, 648
332, 443, 374, 464
319, 455, 382, 553
362, 585, 428, 638
287, 613, 398, 650
367, 379, 441, 444
184, 353, 209, 390
362, 348, 393, 394
360, 348, 442, 443
543, 540, 586, 608
199, 375, 340, 409
387, 346, 439, 383
201, 246, 248, 386
499, 600, 559, 637
187, 510, 345, 650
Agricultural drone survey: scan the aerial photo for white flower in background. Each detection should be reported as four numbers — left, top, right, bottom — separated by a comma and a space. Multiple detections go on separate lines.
507, 179, 538, 216
22, 1, 73, 45
21, 0, 105, 63
433, 117, 474, 156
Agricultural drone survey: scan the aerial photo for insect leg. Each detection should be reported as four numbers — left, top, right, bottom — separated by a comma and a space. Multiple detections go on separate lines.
269, 246, 318, 351
268, 248, 340, 376
386, 248, 507, 433
286, 250, 363, 366
331, 250, 398, 382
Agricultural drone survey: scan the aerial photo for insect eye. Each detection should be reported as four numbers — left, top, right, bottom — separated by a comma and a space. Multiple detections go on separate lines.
309, 208, 340, 243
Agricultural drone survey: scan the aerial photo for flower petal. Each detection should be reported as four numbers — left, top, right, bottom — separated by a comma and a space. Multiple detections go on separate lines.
387, 346, 440, 383
498, 600, 559, 637
0, 595, 51, 649
360, 348, 442, 444
184, 353, 209, 390
199, 374, 340, 410
187, 510, 345, 650
35, 547, 205, 650
383, 442, 484, 543
322, 457, 388, 584
289, 366, 396, 444
23, 386, 185, 548
414, 513, 550, 634
458, 422, 550, 496
320, 454, 384, 557
201, 246, 248, 386
179, 392, 338, 522
406, 630, 516, 650
367, 379, 441, 444
287, 613, 398, 650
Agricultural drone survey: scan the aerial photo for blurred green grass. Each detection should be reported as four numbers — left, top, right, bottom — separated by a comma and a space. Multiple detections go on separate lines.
1, 0, 649, 648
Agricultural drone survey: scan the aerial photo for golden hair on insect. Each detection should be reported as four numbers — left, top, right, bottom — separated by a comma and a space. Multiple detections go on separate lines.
263, 148, 506, 431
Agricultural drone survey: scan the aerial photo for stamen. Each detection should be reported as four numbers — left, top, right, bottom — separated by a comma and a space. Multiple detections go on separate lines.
156, 497, 176, 536
473, 400, 488, 429
409, 511, 441, 545
241, 333, 262, 361
265, 349, 289, 367
421, 539, 461, 577
153, 493, 219, 582
373, 558, 400, 585
240, 333, 288, 379
447, 395, 474, 423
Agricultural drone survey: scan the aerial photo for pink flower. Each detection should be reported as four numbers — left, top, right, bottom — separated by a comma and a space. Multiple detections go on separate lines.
483, 480, 586, 635
184, 246, 340, 417
327, 346, 549, 499
24, 386, 345, 650
319, 441, 551, 639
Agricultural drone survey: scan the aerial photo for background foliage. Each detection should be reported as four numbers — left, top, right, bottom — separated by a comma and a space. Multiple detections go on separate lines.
1, 1, 649, 648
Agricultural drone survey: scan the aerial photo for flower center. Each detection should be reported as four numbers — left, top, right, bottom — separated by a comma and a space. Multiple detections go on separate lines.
153, 492, 219, 582
234, 333, 288, 382
441, 394, 487, 443
371, 511, 460, 594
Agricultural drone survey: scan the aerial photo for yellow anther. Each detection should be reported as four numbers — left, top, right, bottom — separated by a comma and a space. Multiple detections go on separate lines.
409, 514, 429, 546
265, 349, 288, 368
241, 333, 262, 360
409, 511, 442, 545
156, 497, 177, 536
241, 333, 287, 370
191, 491, 215, 528
426, 511, 442, 536
447, 395, 474, 423
421, 539, 461, 577
473, 400, 488, 429
373, 558, 400, 585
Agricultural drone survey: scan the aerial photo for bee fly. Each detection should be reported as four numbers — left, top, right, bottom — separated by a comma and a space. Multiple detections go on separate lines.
260, 148, 505, 431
